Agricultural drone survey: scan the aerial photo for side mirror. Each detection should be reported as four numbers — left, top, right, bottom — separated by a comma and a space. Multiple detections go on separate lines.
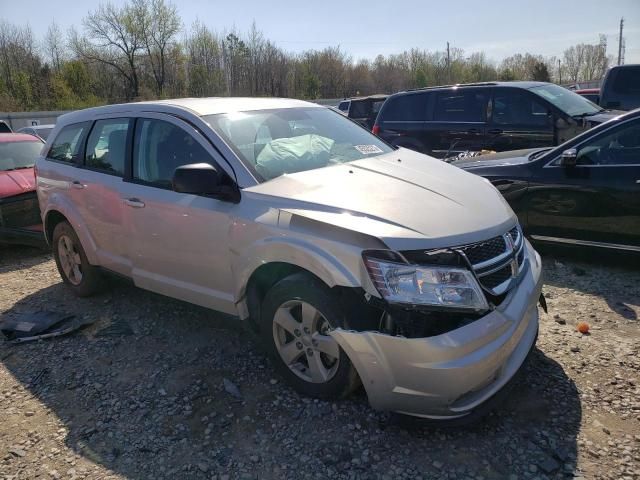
559, 148, 577, 167
172, 163, 239, 202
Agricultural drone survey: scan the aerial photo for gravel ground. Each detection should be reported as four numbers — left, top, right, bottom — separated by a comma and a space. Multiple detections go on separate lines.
1, 245, 639, 480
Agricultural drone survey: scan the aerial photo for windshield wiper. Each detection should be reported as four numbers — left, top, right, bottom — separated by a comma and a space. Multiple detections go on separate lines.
573, 110, 605, 118
529, 149, 551, 161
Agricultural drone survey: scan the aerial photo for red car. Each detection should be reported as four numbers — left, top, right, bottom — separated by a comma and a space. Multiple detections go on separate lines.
575, 88, 600, 105
0, 133, 46, 247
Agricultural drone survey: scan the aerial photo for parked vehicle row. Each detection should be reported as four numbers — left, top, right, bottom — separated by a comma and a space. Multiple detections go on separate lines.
1, 83, 636, 421
573, 65, 640, 112
0, 133, 46, 247
454, 108, 640, 252
35, 98, 543, 421
337, 95, 388, 130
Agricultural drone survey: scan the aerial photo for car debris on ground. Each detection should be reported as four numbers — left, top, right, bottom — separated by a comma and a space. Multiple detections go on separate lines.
1, 246, 639, 480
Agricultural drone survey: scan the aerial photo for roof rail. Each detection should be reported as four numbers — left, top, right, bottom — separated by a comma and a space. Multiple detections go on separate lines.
405, 82, 498, 92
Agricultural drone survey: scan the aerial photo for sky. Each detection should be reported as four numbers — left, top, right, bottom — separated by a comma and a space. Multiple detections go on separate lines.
2, 0, 639, 64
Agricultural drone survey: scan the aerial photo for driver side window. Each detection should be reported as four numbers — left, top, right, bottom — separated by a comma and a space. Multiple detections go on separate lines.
133, 119, 212, 188
574, 120, 640, 166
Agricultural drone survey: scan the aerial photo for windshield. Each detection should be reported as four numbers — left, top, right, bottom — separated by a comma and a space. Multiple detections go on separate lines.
203, 107, 393, 182
36, 127, 54, 140
529, 84, 602, 117
0, 140, 43, 171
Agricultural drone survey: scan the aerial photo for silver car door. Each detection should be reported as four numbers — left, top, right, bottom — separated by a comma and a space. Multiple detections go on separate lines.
119, 113, 237, 314
72, 116, 133, 276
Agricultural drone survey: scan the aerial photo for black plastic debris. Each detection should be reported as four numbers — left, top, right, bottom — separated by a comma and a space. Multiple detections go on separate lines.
223, 378, 242, 400
0, 311, 95, 344
94, 318, 134, 337
539, 293, 548, 314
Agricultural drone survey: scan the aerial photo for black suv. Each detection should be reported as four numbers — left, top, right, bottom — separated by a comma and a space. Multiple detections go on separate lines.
373, 81, 620, 158
338, 95, 388, 130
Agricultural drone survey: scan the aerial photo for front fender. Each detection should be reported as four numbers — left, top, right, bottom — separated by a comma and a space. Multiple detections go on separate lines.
42, 193, 99, 266
232, 236, 364, 306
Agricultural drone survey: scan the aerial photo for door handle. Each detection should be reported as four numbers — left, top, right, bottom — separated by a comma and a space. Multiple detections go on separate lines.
71, 180, 85, 189
488, 129, 503, 135
124, 198, 145, 208
467, 128, 479, 134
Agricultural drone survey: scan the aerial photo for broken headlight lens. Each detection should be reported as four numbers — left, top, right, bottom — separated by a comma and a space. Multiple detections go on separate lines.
363, 255, 489, 311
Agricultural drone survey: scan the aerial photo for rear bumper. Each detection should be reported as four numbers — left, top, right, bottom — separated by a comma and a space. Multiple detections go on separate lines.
330, 240, 543, 419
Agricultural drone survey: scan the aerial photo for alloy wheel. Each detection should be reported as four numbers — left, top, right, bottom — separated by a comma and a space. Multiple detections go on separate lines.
57, 234, 83, 286
272, 300, 340, 384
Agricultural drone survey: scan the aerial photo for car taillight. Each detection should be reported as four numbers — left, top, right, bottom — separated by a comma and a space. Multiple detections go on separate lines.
372, 124, 380, 135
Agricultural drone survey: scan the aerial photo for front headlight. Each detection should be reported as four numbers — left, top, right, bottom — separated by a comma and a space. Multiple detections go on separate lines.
363, 253, 489, 311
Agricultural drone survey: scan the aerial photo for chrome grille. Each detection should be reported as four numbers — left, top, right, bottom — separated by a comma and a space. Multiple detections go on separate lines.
457, 225, 526, 296
480, 264, 513, 289
461, 236, 506, 265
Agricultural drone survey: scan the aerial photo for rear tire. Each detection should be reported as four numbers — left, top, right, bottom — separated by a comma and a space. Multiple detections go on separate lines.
52, 221, 103, 297
260, 272, 360, 399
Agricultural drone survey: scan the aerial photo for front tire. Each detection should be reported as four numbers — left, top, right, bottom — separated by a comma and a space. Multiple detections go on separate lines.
260, 272, 360, 399
52, 221, 103, 297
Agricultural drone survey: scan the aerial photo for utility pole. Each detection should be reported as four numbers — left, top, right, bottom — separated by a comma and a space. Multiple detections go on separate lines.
558, 59, 562, 84
618, 17, 624, 65
446, 41, 451, 84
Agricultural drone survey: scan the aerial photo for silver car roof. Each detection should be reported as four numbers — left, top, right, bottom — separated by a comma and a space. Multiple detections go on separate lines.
57, 97, 321, 124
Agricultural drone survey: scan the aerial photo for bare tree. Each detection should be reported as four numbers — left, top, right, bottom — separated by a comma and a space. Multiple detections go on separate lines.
136, 0, 180, 97
44, 21, 66, 72
563, 45, 585, 83
1, 8, 623, 111
580, 35, 608, 81
0, 21, 41, 108
72, 2, 144, 99
185, 20, 226, 96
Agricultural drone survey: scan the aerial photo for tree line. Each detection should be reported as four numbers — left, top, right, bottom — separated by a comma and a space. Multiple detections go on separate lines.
0, 0, 614, 112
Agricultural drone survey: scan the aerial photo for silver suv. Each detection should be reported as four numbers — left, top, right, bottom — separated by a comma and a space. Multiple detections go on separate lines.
36, 98, 543, 421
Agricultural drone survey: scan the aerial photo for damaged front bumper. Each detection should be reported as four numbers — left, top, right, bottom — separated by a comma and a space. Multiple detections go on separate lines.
330, 241, 543, 420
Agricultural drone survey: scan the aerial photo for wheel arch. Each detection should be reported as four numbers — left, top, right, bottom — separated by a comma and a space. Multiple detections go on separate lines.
42, 205, 99, 265
44, 210, 67, 245
243, 262, 311, 329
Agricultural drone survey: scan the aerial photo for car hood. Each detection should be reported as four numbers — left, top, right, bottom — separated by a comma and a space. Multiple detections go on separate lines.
0, 167, 36, 199
453, 148, 545, 169
581, 110, 625, 125
243, 148, 516, 251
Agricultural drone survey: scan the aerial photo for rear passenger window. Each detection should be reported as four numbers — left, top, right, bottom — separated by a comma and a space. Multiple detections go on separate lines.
382, 94, 427, 121
48, 123, 89, 163
434, 91, 487, 122
133, 119, 212, 188
493, 90, 549, 127
612, 67, 640, 94
85, 119, 130, 175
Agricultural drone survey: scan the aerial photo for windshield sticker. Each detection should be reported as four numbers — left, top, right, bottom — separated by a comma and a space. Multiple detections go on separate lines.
354, 144, 384, 155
